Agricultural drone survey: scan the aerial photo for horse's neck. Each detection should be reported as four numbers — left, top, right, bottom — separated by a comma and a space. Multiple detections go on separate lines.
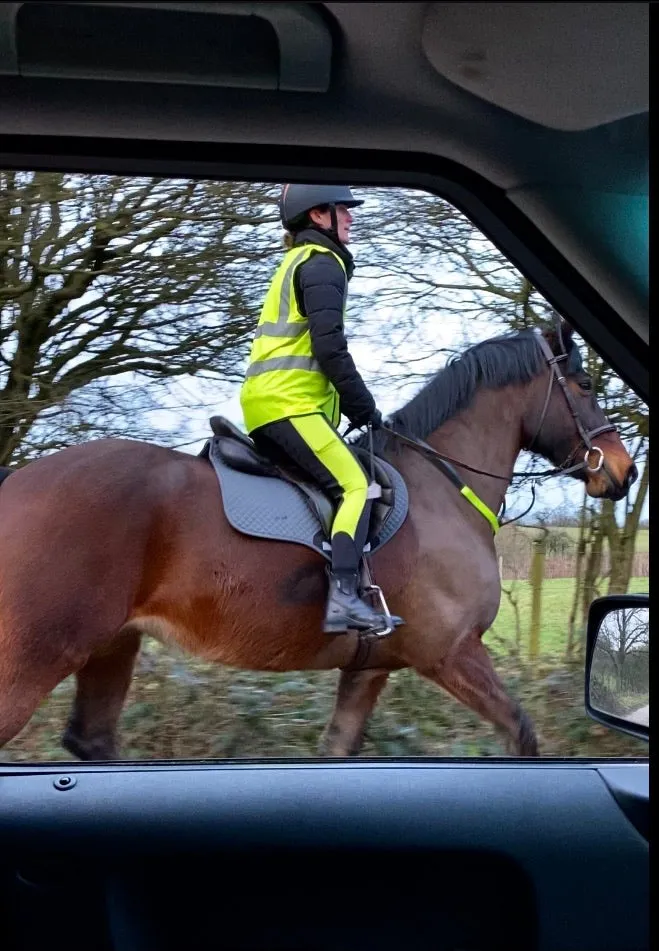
422, 385, 525, 516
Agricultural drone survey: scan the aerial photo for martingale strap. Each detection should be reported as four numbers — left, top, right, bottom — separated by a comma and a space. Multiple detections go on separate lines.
380, 427, 500, 535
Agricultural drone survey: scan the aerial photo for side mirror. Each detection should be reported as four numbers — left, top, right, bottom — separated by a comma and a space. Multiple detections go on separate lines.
585, 594, 649, 742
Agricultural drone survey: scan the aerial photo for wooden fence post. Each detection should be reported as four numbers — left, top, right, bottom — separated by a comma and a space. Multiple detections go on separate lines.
529, 535, 547, 662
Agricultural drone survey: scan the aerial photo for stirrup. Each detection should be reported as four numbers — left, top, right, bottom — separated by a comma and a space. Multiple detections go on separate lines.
359, 584, 402, 638
357, 557, 403, 639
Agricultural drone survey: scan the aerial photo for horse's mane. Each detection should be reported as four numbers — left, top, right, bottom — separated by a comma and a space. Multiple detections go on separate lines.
355, 329, 581, 453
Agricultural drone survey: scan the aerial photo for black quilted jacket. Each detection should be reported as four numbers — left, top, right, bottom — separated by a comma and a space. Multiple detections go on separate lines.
293, 228, 376, 426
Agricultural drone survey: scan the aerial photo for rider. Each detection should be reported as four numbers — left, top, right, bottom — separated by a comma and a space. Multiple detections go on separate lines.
240, 184, 395, 635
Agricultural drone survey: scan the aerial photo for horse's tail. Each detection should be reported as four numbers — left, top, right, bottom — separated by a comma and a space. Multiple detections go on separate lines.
0, 467, 12, 489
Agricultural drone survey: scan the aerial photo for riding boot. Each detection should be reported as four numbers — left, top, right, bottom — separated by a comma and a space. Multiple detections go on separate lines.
323, 569, 389, 634
324, 531, 404, 635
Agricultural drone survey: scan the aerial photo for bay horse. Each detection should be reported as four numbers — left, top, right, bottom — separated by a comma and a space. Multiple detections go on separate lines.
0, 322, 636, 760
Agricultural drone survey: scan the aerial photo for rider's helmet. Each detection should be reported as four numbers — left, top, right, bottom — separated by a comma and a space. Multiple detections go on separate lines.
279, 184, 363, 234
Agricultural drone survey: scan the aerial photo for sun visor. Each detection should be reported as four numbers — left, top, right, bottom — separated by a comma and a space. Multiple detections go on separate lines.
422, 2, 648, 131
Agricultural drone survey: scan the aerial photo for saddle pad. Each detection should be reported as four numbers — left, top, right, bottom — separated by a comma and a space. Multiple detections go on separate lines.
206, 438, 408, 561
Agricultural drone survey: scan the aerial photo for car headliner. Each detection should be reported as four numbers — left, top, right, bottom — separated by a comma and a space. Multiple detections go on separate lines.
0, 2, 648, 347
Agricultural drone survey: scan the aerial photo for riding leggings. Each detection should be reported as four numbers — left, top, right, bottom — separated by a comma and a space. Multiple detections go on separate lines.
251, 413, 372, 574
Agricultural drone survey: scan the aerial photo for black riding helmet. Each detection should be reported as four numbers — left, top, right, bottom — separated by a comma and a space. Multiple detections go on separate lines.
279, 184, 364, 240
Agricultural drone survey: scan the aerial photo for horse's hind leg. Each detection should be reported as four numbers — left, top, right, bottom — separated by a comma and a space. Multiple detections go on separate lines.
62, 629, 142, 761
419, 631, 538, 756
319, 668, 390, 756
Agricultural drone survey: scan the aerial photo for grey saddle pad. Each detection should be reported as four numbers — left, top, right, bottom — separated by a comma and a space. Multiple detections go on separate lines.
206, 440, 409, 562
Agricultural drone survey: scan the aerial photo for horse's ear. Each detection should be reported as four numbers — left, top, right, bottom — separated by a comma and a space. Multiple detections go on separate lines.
559, 318, 574, 344
543, 316, 574, 354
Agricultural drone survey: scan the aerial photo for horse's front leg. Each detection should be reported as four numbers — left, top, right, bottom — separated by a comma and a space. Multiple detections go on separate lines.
319, 668, 391, 756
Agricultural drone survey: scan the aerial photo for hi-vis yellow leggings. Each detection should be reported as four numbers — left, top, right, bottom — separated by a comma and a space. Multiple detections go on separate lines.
251, 413, 372, 573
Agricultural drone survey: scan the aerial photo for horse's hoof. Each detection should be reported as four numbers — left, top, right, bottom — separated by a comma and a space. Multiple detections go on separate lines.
61, 729, 116, 762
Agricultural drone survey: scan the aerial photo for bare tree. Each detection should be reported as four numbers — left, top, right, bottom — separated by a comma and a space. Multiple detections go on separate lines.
601, 450, 649, 595
593, 607, 649, 693
1, 172, 280, 464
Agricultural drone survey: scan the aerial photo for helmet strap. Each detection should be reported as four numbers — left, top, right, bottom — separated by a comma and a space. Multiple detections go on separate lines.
318, 202, 343, 247
307, 203, 347, 251
329, 203, 338, 237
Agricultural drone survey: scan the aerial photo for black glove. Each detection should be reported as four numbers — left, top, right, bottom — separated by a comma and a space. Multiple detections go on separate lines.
351, 408, 383, 430
369, 409, 383, 430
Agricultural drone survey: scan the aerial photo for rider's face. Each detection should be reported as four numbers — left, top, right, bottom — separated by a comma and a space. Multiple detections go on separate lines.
309, 204, 353, 244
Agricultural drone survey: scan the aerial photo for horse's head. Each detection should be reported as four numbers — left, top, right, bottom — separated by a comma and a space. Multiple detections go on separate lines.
523, 320, 637, 501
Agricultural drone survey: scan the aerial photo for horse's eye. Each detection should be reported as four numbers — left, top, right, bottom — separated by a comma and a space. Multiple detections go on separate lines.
579, 378, 593, 392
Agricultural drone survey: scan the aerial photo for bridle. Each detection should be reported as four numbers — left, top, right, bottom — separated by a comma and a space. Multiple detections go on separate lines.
528, 330, 617, 480
365, 328, 619, 526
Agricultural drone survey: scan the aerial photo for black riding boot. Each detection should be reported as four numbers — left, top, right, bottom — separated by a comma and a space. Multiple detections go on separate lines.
323, 569, 389, 634
324, 532, 388, 635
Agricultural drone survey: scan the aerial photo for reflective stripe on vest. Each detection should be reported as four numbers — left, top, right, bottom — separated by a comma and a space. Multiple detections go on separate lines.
245, 355, 322, 377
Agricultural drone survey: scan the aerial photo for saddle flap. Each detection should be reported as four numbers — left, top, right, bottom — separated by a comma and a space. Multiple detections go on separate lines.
204, 435, 409, 563
353, 447, 395, 543
354, 448, 394, 501
204, 421, 404, 554
286, 480, 335, 539
372, 458, 394, 506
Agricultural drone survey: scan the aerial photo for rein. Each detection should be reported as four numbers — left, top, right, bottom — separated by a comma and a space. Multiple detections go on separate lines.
369, 329, 617, 532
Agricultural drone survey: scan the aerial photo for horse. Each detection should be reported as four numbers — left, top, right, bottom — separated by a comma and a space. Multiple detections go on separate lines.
0, 322, 637, 760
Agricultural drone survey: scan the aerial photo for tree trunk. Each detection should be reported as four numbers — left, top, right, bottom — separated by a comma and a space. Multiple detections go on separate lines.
501, 582, 523, 656
581, 514, 604, 637
603, 461, 649, 595
566, 491, 588, 659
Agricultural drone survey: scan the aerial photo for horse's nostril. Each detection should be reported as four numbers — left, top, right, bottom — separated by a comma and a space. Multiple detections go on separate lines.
625, 464, 639, 489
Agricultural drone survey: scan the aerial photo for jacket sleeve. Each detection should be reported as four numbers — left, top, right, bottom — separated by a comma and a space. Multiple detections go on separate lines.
296, 253, 376, 424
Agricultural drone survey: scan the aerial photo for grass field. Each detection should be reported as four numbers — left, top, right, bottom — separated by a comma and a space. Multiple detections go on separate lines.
486, 576, 649, 657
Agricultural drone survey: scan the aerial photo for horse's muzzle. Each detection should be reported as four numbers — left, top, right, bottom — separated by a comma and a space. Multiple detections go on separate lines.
606, 462, 638, 501
584, 456, 638, 501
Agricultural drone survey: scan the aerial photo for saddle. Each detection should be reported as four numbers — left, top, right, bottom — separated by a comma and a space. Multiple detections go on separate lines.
202, 415, 398, 549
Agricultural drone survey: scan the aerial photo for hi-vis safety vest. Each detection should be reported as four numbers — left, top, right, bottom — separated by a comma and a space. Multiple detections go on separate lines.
240, 243, 347, 433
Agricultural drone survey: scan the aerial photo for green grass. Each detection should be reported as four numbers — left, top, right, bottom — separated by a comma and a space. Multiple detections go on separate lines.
485, 576, 649, 657
511, 526, 649, 554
